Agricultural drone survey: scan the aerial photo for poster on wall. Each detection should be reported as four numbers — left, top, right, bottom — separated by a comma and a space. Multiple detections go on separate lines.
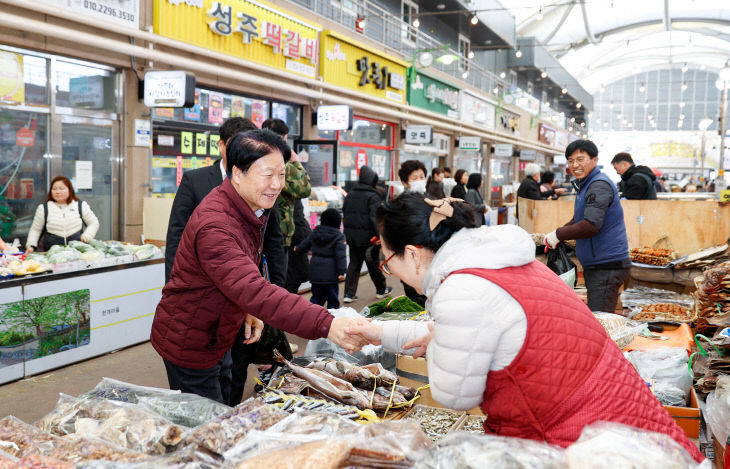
208, 92, 224, 125
183, 91, 201, 121
372, 153, 386, 179
0, 51, 25, 104
231, 96, 246, 118
75, 161, 93, 189
251, 100, 266, 128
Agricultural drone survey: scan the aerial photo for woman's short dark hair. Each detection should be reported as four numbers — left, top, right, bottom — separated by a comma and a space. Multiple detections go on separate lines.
453, 169, 467, 185
376, 192, 477, 255
398, 160, 427, 183
226, 129, 291, 176
466, 173, 482, 190
541, 171, 555, 185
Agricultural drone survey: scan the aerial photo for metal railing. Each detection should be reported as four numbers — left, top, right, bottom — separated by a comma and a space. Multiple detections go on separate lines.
288, 0, 505, 95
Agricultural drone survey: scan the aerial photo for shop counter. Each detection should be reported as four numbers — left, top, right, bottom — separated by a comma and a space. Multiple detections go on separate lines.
0, 259, 163, 385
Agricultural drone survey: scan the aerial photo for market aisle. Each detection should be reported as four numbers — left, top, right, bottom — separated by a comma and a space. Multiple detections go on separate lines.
0, 273, 405, 422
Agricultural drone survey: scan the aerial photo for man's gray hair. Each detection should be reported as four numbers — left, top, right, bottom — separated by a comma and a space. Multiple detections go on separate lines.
524, 163, 542, 177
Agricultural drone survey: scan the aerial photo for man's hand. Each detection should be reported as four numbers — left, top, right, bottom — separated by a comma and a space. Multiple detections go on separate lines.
242, 314, 264, 344
555, 188, 568, 195
544, 230, 560, 250
328, 316, 371, 354
403, 322, 434, 358
337, 274, 345, 281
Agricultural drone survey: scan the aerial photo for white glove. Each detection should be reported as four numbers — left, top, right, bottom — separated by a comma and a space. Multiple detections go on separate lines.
544, 230, 560, 249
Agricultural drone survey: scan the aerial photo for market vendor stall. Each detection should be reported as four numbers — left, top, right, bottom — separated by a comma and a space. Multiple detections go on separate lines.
0, 243, 164, 385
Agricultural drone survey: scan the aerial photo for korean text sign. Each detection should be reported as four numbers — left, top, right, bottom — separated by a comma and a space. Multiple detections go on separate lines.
154, 0, 320, 78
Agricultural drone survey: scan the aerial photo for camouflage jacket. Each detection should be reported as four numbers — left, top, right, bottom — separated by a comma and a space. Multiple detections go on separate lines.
278, 161, 311, 246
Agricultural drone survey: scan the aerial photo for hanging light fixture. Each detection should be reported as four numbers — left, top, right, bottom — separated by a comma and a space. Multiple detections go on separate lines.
639, 83, 645, 93
500, 71, 506, 79
643, 102, 649, 109
540, 70, 547, 79
681, 81, 687, 91
515, 47, 522, 58
536, 6, 544, 21
470, 13, 478, 25
561, 86, 567, 94
468, 51, 475, 59
462, 70, 469, 79
413, 18, 420, 28
576, 102, 582, 109
679, 102, 685, 108
492, 87, 499, 95
681, 63, 688, 73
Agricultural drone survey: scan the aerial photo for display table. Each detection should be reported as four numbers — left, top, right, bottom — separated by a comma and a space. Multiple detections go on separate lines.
0, 259, 163, 385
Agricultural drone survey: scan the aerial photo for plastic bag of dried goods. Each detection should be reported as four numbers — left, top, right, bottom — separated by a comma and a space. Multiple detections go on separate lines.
706, 375, 730, 452
628, 348, 692, 405
0, 416, 64, 459
415, 432, 565, 469
186, 399, 287, 456
233, 439, 352, 469
35, 394, 185, 455
78, 378, 180, 404
565, 422, 708, 469
346, 420, 433, 468
136, 393, 230, 429
593, 312, 647, 349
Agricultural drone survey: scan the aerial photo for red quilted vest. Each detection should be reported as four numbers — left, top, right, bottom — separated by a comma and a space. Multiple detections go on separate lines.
452, 261, 703, 462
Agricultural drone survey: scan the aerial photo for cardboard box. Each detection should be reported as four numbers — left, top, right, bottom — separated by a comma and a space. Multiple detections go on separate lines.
396, 354, 484, 415
712, 435, 729, 469
663, 387, 701, 439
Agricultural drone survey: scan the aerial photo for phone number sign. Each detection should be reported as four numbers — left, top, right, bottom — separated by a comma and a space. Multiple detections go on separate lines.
37, 0, 139, 28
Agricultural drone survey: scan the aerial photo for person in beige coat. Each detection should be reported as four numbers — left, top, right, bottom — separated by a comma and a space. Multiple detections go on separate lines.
26, 176, 99, 252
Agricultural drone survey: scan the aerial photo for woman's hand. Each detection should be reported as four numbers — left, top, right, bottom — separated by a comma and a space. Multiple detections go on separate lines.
402, 322, 434, 358
328, 316, 372, 354
242, 314, 264, 344
345, 319, 382, 345
81, 235, 90, 243
26, 246, 35, 254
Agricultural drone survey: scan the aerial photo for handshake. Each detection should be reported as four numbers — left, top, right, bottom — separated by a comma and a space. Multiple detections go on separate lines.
327, 316, 434, 358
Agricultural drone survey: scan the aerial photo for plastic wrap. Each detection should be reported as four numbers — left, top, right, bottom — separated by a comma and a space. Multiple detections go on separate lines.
0, 452, 15, 469
706, 375, 730, 450
14, 454, 74, 469
47, 248, 81, 264
136, 393, 231, 428
0, 416, 64, 458
133, 244, 162, 260
347, 420, 433, 468
186, 399, 287, 456
621, 286, 695, 309
232, 440, 352, 469
405, 406, 463, 442
68, 241, 92, 253
628, 348, 692, 406
593, 312, 646, 349
79, 378, 180, 404
73, 445, 222, 469
35, 394, 185, 454
565, 422, 706, 469
415, 432, 565, 469
39, 436, 147, 464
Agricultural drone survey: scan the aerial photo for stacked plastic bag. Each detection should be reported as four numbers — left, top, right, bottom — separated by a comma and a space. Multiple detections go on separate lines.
0, 378, 711, 468
627, 348, 692, 406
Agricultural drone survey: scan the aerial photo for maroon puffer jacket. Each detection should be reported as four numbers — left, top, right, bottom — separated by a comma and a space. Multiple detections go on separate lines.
151, 178, 333, 369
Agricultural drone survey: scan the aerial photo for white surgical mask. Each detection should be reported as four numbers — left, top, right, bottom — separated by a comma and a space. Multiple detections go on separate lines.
409, 179, 427, 194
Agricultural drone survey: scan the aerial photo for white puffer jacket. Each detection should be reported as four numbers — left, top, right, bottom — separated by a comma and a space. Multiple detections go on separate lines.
380, 224, 535, 410
26, 200, 100, 249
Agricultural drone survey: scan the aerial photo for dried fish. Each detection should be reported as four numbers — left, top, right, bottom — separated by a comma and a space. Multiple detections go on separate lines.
274, 351, 372, 409
405, 406, 462, 442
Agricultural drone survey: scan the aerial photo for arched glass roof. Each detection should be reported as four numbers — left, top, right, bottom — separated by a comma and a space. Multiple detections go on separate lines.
506, 0, 730, 92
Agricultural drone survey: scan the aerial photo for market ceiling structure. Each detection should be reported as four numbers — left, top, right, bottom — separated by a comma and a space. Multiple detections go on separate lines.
503, 0, 730, 93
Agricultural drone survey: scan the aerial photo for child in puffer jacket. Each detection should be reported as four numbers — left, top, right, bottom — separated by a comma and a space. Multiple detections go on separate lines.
295, 208, 347, 308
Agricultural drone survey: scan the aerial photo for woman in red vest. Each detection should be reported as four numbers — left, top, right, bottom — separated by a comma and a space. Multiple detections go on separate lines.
348, 192, 703, 462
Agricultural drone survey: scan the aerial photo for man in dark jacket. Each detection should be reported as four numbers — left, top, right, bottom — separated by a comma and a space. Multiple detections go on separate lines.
611, 152, 657, 200
342, 165, 391, 303
152, 129, 369, 403
517, 163, 547, 201
163, 117, 287, 406
295, 208, 346, 309
545, 140, 630, 312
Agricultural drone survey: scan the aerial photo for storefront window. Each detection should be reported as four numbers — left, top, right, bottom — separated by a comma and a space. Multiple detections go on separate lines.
55, 60, 117, 112
154, 89, 272, 128
340, 119, 393, 147
453, 150, 482, 175
0, 49, 47, 106
0, 110, 49, 242
490, 157, 513, 188
271, 102, 301, 137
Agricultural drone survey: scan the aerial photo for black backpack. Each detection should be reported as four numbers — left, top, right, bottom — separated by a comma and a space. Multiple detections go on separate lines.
40, 200, 85, 240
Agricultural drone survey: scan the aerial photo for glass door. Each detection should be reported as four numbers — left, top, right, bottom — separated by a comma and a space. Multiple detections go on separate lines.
59, 115, 116, 241
295, 140, 337, 188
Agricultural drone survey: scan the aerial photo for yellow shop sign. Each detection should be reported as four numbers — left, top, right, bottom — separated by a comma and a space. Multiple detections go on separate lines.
0, 51, 25, 104
320, 30, 407, 103
154, 0, 320, 78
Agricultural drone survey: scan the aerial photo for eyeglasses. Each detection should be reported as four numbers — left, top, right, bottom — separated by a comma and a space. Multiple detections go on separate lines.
567, 156, 589, 166
379, 251, 397, 275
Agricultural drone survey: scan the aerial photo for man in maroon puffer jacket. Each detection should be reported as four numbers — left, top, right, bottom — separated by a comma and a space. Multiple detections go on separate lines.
151, 129, 369, 403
